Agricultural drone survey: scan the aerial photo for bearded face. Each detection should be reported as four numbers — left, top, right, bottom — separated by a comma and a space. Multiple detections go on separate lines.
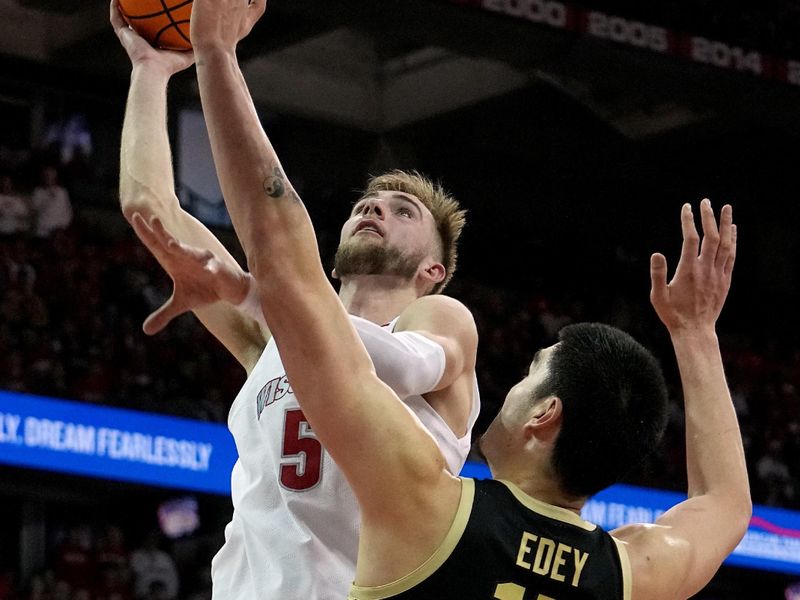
334, 237, 426, 281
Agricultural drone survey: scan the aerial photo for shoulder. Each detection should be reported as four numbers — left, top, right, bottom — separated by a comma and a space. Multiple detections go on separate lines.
611, 524, 689, 600
397, 295, 477, 337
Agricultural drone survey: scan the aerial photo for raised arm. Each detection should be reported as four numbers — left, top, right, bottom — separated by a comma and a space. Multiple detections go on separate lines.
189, 0, 456, 515
614, 201, 750, 600
111, 0, 266, 371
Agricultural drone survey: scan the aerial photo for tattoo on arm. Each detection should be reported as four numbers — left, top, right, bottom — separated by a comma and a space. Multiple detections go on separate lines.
262, 166, 302, 203
263, 167, 286, 198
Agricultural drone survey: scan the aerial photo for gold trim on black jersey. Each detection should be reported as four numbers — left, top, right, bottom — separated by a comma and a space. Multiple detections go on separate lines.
348, 478, 475, 600
611, 536, 633, 600
497, 480, 597, 532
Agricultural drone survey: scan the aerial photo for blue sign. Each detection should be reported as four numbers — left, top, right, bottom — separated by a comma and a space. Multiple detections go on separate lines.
464, 462, 800, 576
2, 391, 799, 576
0, 390, 237, 495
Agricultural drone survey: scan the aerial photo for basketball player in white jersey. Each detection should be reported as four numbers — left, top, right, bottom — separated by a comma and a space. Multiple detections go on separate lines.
110, 2, 479, 598
186, 4, 750, 600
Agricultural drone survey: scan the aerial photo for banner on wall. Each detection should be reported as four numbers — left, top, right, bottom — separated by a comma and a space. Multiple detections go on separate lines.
445, 0, 800, 87
0, 390, 237, 495
2, 391, 799, 574
464, 462, 800, 576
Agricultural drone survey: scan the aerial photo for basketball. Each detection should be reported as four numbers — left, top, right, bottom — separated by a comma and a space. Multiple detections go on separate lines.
118, 0, 192, 51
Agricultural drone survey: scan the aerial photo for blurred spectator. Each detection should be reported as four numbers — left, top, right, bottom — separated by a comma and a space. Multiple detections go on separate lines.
40, 115, 92, 168
129, 533, 178, 600
2, 238, 37, 292
30, 167, 72, 239
94, 564, 132, 600
53, 526, 93, 597
0, 174, 31, 237
142, 582, 168, 600
95, 526, 129, 575
0, 566, 18, 600
757, 439, 796, 506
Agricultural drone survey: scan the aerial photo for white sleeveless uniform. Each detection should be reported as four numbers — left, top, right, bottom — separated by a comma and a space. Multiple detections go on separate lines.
211, 317, 480, 600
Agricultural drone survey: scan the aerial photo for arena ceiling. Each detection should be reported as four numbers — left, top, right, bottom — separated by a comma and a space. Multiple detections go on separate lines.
1, 0, 800, 138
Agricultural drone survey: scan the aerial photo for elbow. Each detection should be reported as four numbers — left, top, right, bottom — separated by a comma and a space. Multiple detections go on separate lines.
736, 496, 753, 539
727, 493, 752, 545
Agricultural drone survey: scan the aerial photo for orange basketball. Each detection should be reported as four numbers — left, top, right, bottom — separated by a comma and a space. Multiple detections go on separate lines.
118, 0, 193, 51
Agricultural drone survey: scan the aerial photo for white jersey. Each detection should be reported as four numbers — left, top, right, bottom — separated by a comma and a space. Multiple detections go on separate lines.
211, 317, 480, 600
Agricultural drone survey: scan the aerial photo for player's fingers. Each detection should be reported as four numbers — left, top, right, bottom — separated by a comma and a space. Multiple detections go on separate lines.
110, 0, 125, 30
723, 224, 738, 277
649, 253, 669, 306
698, 199, 721, 266
143, 296, 183, 335
180, 245, 215, 264
678, 203, 700, 265
150, 216, 179, 251
130, 212, 163, 253
250, 0, 267, 16
714, 205, 733, 271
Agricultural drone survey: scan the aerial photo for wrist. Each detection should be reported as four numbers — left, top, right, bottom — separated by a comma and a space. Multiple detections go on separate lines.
131, 62, 173, 83
669, 325, 718, 346
194, 45, 236, 64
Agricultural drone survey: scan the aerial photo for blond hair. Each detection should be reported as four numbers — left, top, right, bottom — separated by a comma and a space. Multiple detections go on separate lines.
363, 170, 466, 294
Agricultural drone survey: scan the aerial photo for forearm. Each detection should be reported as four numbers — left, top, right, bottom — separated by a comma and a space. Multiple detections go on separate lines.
194, 48, 316, 278
350, 316, 446, 398
120, 65, 179, 218
672, 329, 750, 512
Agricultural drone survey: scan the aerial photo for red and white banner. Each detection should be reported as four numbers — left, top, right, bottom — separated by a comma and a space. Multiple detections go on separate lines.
447, 0, 800, 87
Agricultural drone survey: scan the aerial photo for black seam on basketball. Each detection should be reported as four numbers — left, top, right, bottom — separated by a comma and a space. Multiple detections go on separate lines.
123, 0, 191, 19
158, 0, 191, 44
173, 19, 191, 44
153, 19, 190, 46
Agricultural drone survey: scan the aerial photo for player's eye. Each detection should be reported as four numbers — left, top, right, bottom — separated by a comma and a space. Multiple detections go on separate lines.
397, 207, 413, 218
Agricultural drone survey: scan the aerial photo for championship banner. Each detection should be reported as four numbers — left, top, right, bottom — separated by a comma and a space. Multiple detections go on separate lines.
445, 0, 800, 87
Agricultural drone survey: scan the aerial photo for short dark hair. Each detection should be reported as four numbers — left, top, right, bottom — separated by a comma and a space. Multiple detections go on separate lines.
535, 323, 668, 498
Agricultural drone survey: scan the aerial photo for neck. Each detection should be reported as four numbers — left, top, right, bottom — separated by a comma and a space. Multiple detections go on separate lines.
338, 275, 422, 324
489, 455, 586, 515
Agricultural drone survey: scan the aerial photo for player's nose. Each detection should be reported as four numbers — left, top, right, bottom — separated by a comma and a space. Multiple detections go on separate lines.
362, 199, 385, 219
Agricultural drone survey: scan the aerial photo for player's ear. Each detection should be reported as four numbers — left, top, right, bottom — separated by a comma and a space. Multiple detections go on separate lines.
422, 262, 445, 286
523, 397, 562, 442
331, 267, 339, 280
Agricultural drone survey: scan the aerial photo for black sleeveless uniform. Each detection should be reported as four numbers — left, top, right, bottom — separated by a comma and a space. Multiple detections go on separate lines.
349, 478, 630, 600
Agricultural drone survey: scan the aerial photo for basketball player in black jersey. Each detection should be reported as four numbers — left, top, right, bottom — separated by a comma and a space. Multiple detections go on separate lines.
184, 2, 749, 599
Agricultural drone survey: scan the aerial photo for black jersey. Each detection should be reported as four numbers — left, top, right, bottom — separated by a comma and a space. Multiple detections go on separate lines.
349, 478, 630, 600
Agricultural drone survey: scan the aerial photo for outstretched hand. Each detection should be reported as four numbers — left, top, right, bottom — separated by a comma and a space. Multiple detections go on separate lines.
190, 0, 267, 52
650, 200, 737, 335
130, 213, 250, 335
110, 0, 195, 75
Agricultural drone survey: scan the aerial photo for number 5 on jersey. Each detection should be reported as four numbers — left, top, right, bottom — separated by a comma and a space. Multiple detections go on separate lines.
280, 409, 323, 490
